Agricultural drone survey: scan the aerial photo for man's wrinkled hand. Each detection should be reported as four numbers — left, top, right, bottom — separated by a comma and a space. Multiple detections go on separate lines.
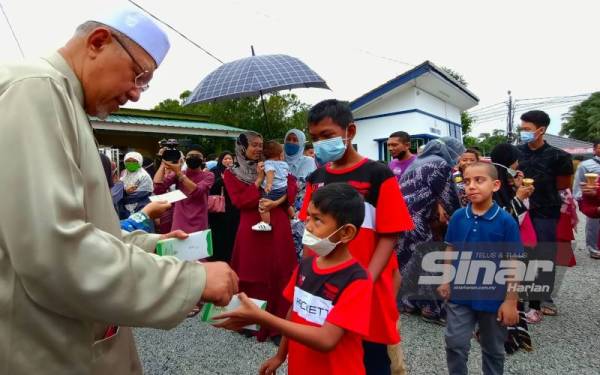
159, 229, 189, 241
200, 262, 239, 306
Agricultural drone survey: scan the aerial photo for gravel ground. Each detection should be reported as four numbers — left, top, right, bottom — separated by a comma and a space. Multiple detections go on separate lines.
135, 213, 600, 374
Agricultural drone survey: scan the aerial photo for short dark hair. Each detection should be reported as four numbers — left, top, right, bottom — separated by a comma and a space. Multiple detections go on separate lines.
187, 144, 204, 155
463, 148, 481, 160
521, 110, 550, 128
593, 139, 600, 148
311, 183, 365, 229
263, 140, 283, 159
305, 143, 314, 150
464, 162, 498, 180
308, 99, 353, 129
389, 131, 411, 143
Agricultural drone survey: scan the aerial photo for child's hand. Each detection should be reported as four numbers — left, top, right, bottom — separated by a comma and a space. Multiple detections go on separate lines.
212, 293, 263, 331
437, 283, 451, 300
142, 200, 172, 219
515, 185, 534, 201
259, 355, 285, 375
265, 184, 272, 194
497, 301, 519, 326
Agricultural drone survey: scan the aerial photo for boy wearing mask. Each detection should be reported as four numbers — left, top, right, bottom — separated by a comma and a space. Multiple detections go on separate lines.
299, 99, 414, 374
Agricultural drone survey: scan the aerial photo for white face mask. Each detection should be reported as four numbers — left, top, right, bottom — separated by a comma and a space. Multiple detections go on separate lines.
301, 226, 344, 256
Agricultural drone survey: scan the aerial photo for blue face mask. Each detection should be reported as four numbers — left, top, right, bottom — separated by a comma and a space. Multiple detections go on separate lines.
314, 136, 347, 165
284, 143, 300, 156
520, 131, 535, 143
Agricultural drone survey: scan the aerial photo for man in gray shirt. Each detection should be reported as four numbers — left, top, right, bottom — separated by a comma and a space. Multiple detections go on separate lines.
573, 140, 600, 258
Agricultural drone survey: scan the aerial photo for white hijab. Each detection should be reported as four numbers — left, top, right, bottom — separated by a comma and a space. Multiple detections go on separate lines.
120, 151, 154, 193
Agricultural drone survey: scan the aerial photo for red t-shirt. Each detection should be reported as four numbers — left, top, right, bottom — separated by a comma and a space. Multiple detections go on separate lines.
299, 158, 414, 344
283, 257, 373, 375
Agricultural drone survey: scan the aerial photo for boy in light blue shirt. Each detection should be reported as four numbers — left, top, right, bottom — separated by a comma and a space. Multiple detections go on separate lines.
438, 162, 522, 375
253, 140, 293, 231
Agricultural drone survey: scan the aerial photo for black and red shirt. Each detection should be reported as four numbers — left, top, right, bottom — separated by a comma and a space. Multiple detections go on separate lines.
300, 158, 414, 344
283, 257, 372, 375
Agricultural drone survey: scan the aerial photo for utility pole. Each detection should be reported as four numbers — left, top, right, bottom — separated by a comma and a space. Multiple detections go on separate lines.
506, 90, 516, 144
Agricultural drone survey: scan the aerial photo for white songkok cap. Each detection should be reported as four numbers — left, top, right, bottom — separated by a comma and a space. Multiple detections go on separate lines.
95, 7, 170, 66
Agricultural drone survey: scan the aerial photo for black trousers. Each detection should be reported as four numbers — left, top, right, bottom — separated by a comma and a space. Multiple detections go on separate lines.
528, 217, 558, 310
363, 340, 391, 375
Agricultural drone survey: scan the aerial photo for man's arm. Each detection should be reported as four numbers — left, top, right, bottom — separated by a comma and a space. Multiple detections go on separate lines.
369, 234, 397, 281
572, 163, 587, 199
0, 78, 224, 328
556, 152, 574, 191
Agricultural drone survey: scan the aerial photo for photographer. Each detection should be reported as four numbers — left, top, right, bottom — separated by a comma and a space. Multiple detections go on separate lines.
154, 144, 215, 232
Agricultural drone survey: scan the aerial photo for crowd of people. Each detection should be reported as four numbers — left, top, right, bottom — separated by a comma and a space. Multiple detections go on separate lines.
0, 6, 594, 375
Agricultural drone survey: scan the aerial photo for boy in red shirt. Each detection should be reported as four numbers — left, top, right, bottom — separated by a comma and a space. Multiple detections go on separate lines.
215, 183, 373, 374
301, 99, 414, 374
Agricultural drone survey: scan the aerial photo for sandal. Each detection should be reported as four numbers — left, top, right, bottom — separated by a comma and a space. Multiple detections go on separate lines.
540, 302, 558, 316
524, 308, 543, 324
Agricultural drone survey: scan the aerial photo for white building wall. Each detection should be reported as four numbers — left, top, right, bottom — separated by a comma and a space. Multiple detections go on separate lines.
415, 89, 461, 124
354, 112, 423, 160
353, 86, 416, 119
352, 83, 466, 160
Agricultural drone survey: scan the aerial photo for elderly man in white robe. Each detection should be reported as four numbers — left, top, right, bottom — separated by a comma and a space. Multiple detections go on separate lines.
0, 7, 238, 375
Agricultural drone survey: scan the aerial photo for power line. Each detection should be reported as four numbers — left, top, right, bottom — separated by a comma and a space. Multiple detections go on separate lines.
469, 101, 506, 114
356, 49, 415, 67
475, 101, 583, 124
514, 93, 591, 103
0, 1, 24, 58
472, 94, 591, 118
473, 94, 591, 123
126, 0, 224, 64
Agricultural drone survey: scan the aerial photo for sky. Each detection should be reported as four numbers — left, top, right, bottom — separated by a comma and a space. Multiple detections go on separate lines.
1, 0, 599, 136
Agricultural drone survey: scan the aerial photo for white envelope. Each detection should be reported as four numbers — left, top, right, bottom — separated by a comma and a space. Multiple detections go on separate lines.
149, 189, 187, 204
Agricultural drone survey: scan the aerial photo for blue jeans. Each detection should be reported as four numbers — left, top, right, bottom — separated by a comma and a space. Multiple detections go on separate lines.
445, 303, 507, 375
263, 187, 287, 201
585, 216, 600, 253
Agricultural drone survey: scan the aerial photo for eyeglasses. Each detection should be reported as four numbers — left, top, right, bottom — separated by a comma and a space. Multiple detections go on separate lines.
111, 33, 152, 92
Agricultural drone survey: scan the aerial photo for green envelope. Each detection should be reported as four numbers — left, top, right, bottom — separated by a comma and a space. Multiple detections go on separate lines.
199, 295, 267, 331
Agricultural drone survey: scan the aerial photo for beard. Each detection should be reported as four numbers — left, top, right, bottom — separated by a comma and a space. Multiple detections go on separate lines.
396, 151, 407, 159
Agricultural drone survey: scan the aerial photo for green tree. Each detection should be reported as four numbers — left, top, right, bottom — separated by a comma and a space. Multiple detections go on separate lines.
560, 92, 600, 141
461, 111, 474, 137
154, 91, 309, 142
477, 129, 507, 156
463, 135, 479, 149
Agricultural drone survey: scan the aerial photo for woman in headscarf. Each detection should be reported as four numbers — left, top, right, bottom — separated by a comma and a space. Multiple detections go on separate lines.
119, 151, 154, 219
223, 131, 297, 342
283, 129, 317, 259
208, 151, 240, 263
396, 137, 465, 324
